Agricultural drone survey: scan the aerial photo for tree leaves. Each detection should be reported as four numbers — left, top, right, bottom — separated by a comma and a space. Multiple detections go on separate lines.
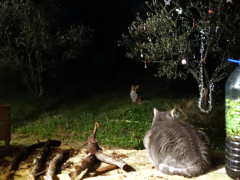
0, 0, 93, 96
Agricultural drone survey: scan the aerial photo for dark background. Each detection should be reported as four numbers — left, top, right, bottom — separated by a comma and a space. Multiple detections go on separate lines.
54, 0, 239, 97
49, 0, 164, 96
4, 0, 237, 97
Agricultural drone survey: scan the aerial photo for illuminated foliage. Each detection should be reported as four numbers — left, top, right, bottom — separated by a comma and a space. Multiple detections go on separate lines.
0, 0, 92, 96
120, 0, 240, 112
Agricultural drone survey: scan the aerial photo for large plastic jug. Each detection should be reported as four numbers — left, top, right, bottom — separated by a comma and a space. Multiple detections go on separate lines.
225, 58, 240, 179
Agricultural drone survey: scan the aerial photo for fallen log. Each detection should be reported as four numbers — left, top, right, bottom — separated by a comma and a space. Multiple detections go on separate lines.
4, 140, 60, 180
4, 142, 46, 180
31, 140, 61, 180
44, 150, 70, 180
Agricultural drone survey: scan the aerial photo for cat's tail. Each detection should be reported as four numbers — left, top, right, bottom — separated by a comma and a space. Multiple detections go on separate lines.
158, 159, 210, 178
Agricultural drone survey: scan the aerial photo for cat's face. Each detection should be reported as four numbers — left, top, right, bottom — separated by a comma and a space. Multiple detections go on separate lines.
130, 85, 140, 92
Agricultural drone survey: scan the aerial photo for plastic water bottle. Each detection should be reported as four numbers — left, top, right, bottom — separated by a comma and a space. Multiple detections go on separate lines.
225, 58, 240, 179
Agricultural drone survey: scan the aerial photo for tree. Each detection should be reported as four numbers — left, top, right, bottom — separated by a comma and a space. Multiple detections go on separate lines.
0, 0, 92, 97
119, 0, 240, 113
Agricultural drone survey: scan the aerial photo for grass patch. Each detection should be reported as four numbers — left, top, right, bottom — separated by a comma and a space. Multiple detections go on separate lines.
0, 86, 225, 151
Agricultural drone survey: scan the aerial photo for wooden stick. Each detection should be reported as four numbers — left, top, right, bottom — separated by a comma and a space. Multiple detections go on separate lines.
95, 151, 135, 172
95, 164, 119, 175
75, 168, 88, 180
92, 122, 99, 138
69, 122, 134, 179
86, 122, 102, 154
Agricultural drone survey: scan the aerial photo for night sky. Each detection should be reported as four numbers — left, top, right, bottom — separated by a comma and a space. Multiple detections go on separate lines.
55, 0, 149, 89
63, 1, 143, 44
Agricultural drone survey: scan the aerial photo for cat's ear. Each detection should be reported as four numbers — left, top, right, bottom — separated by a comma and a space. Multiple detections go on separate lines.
152, 108, 159, 125
153, 108, 159, 119
168, 108, 177, 120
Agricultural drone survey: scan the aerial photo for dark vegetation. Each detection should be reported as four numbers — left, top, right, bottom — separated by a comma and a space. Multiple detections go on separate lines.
0, 66, 225, 151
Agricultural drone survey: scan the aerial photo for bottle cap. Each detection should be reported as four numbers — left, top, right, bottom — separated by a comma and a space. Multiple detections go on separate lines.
227, 58, 240, 64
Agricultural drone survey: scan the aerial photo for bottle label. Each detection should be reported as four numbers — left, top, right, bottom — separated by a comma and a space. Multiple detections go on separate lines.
226, 98, 240, 137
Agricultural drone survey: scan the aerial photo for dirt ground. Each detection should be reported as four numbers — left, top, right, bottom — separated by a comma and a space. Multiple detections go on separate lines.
0, 143, 232, 180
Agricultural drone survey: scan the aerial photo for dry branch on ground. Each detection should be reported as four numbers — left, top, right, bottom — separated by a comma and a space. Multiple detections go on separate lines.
2, 123, 135, 180
68, 122, 135, 179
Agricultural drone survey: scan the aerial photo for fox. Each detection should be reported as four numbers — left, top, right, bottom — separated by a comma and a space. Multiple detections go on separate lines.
143, 108, 211, 177
130, 85, 142, 104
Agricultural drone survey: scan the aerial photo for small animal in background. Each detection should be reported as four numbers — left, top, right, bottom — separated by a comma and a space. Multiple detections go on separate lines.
144, 108, 211, 177
130, 85, 142, 104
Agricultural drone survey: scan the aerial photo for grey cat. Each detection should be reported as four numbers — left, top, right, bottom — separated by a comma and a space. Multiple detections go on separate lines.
144, 108, 211, 177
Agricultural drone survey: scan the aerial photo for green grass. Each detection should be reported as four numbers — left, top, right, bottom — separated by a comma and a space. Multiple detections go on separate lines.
0, 86, 226, 151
